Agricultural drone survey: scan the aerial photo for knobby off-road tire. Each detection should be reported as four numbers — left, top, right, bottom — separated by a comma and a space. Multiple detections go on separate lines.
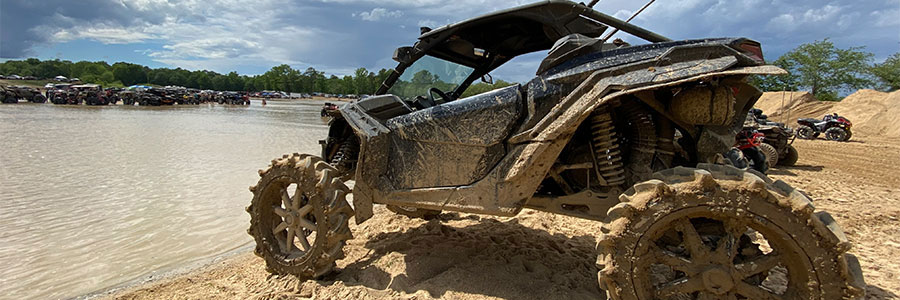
31, 94, 47, 103
247, 153, 354, 278
825, 127, 848, 142
779, 145, 799, 167
597, 164, 865, 300
844, 129, 853, 141
796, 125, 816, 140
386, 205, 441, 219
758, 143, 779, 168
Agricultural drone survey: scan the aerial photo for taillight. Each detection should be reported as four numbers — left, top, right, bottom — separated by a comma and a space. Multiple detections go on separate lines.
738, 42, 765, 63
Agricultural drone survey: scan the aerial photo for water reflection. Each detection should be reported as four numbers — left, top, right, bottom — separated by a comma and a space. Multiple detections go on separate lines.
0, 100, 331, 299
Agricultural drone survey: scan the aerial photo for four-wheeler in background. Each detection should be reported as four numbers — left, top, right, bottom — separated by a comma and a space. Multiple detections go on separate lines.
246, 1, 865, 299
730, 125, 768, 174
749, 108, 799, 167
0, 85, 16, 103
797, 113, 852, 141
320, 102, 340, 117
72, 84, 111, 105
1, 85, 47, 103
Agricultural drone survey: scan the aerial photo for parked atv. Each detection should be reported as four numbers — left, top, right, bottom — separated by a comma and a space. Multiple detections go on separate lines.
119, 90, 137, 105
72, 84, 110, 105
0, 85, 15, 103
320, 102, 339, 117
797, 113, 852, 141
749, 108, 799, 166
246, 2, 865, 299
733, 127, 768, 174
2, 85, 47, 103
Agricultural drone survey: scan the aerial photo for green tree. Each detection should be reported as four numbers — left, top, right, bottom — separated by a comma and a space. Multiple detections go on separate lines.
777, 39, 873, 101
871, 52, 900, 92
112, 62, 148, 86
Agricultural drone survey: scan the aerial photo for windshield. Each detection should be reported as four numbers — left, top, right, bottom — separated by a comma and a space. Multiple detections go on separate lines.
387, 55, 474, 101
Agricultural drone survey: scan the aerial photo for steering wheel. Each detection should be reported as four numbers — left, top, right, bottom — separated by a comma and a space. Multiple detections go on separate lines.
428, 88, 451, 105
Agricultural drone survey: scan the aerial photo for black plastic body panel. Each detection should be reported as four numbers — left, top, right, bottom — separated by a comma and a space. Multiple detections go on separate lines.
383, 85, 522, 189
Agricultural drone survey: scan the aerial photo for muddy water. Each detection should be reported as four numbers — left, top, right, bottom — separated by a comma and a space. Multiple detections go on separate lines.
0, 100, 330, 299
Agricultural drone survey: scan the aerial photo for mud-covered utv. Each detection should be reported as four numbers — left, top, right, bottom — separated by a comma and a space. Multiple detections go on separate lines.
138, 88, 175, 106
247, 1, 865, 298
748, 109, 799, 167
0, 85, 16, 103
72, 84, 111, 105
2, 85, 47, 103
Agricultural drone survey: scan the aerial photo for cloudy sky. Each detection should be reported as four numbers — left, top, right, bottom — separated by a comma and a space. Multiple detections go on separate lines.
1, 0, 898, 82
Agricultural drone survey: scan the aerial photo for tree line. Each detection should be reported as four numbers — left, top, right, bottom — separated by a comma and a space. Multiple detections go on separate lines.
0, 58, 514, 96
0, 59, 398, 95
4, 38, 895, 100
751, 39, 899, 101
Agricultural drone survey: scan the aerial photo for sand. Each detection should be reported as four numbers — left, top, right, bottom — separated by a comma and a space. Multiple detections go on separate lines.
755, 90, 900, 137
101, 135, 900, 299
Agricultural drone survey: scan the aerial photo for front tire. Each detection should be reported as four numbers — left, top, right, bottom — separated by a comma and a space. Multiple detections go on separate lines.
825, 127, 848, 142
247, 154, 354, 278
597, 165, 865, 300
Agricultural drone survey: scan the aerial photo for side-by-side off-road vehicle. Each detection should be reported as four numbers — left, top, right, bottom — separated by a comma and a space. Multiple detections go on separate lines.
1, 85, 47, 103
246, 1, 865, 298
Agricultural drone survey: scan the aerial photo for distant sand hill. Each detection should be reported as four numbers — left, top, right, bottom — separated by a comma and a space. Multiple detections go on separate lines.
755, 89, 900, 137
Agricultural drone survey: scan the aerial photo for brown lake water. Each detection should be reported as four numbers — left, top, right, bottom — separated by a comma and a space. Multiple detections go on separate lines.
0, 100, 330, 299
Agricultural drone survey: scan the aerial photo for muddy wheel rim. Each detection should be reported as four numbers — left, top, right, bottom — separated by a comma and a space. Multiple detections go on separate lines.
826, 130, 844, 141
262, 176, 319, 259
632, 207, 813, 299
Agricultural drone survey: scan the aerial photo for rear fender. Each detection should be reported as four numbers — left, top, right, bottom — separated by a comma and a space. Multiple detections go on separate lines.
500, 58, 783, 178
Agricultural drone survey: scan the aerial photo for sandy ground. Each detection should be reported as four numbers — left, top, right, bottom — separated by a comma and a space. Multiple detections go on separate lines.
101, 134, 900, 300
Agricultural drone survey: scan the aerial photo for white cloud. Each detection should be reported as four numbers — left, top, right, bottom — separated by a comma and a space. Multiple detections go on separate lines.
357, 8, 403, 21
51, 25, 156, 44
417, 19, 440, 28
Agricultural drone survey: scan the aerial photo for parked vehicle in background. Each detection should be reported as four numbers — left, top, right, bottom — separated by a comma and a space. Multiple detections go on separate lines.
72, 84, 110, 105
0, 85, 16, 103
321, 102, 339, 117
747, 109, 799, 166
797, 113, 853, 141
2, 85, 47, 103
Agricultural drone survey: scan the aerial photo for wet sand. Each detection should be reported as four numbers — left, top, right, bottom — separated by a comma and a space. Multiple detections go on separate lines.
101, 135, 900, 300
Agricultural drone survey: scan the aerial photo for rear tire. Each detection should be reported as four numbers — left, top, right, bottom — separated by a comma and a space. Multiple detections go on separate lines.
758, 143, 779, 168
796, 125, 816, 139
247, 154, 354, 278
779, 145, 799, 166
31, 94, 47, 103
825, 127, 848, 142
597, 165, 866, 300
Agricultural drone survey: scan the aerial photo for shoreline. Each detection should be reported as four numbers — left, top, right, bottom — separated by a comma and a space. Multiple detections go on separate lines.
92, 137, 900, 300
80, 243, 253, 300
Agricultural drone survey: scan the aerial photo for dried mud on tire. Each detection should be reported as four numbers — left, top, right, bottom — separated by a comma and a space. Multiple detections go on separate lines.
597, 165, 865, 299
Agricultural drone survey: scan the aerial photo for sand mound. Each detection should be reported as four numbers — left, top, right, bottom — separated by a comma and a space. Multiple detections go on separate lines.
755, 90, 900, 137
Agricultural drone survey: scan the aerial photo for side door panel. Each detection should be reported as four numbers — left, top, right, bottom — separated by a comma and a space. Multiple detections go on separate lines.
384, 85, 523, 189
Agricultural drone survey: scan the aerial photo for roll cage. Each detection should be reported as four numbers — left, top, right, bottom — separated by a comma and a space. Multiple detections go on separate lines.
375, 0, 671, 99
